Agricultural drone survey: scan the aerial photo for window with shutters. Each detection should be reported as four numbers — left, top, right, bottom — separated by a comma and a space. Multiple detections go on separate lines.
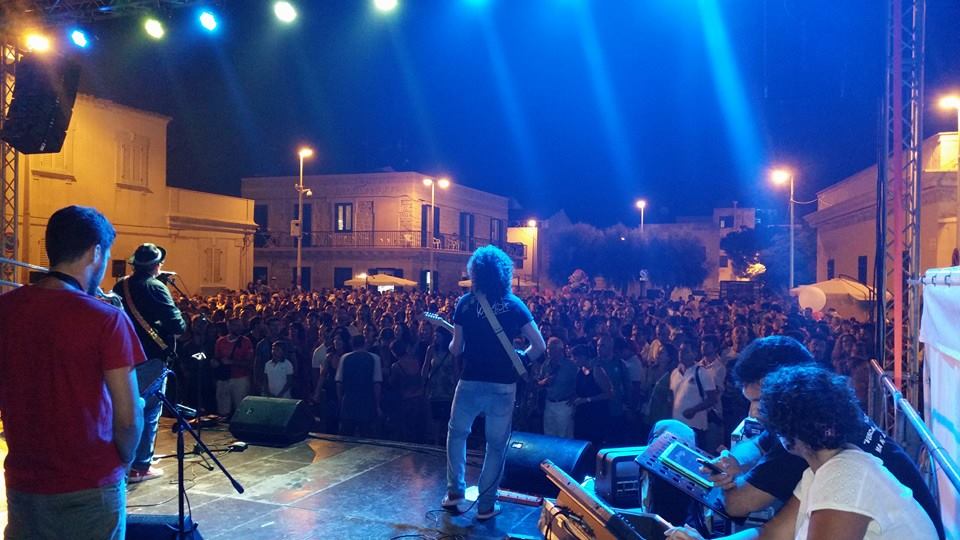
32, 129, 75, 179
202, 246, 225, 284
116, 131, 150, 188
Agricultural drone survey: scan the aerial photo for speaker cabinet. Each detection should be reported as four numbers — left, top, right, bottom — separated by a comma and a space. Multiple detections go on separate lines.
501, 431, 593, 497
1, 54, 80, 154
229, 396, 312, 447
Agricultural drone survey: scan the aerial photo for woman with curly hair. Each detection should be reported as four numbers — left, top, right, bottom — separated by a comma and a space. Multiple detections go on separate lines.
443, 245, 546, 520
667, 365, 937, 540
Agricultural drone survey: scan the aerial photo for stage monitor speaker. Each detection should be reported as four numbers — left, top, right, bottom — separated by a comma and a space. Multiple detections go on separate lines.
126, 514, 202, 540
229, 396, 312, 447
501, 431, 593, 498
0, 54, 80, 154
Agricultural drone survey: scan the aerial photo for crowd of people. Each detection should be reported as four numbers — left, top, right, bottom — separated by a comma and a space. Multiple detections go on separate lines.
0, 205, 940, 540
167, 280, 879, 453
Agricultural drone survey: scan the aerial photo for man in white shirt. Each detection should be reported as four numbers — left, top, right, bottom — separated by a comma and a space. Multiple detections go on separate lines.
669, 336, 719, 447
263, 342, 294, 398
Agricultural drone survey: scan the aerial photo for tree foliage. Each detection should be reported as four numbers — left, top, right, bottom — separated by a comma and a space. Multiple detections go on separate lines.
644, 234, 709, 291
719, 227, 764, 277
546, 223, 708, 292
545, 223, 604, 286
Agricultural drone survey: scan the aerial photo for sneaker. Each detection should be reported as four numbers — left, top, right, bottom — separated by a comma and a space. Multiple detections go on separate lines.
476, 503, 502, 521
441, 494, 467, 514
128, 466, 165, 484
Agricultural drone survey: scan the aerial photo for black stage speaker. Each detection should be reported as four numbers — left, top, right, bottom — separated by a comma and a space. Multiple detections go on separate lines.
229, 396, 312, 447
0, 54, 80, 154
126, 514, 202, 539
501, 432, 593, 497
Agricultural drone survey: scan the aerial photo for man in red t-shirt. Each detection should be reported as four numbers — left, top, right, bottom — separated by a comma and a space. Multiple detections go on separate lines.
212, 317, 255, 416
0, 206, 145, 540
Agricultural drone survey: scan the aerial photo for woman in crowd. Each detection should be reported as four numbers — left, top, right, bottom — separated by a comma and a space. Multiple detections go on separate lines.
422, 328, 457, 445
666, 366, 938, 540
571, 343, 614, 449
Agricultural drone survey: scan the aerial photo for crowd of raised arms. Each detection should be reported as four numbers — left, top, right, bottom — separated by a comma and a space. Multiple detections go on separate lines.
168, 283, 876, 449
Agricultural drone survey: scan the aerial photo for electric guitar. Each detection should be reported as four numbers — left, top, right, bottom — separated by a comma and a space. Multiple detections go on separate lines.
418, 311, 531, 379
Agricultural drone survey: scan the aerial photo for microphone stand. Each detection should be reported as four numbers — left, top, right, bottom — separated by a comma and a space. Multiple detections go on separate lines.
147, 371, 244, 539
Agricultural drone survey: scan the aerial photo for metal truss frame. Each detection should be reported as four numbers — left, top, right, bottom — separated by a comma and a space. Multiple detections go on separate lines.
1, 1, 218, 30
1, 41, 19, 289
874, 0, 925, 435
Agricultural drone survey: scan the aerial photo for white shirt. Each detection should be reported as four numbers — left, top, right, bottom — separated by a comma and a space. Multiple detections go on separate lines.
669, 364, 716, 431
793, 448, 938, 540
264, 359, 294, 398
311, 344, 327, 369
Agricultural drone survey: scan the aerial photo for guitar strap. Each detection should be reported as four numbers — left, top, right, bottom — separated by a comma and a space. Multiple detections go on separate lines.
121, 277, 173, 357
476, 292, 527, 378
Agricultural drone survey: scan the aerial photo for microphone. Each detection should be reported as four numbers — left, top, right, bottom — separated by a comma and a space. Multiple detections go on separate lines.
158, 271, 178, 284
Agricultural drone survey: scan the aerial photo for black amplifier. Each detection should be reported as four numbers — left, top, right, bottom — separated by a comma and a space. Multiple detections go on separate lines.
594, 446, 645, 508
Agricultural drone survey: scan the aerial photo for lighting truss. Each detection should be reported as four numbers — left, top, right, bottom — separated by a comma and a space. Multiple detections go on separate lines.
873, 0, 925, 435
0, 43, 18, 288
1, 1, 218, 30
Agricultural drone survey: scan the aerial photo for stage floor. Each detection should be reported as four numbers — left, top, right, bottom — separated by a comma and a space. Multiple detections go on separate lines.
126, 419, 542, 539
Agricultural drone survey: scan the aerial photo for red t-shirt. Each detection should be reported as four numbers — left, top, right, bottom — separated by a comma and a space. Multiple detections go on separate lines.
214, 335, 254, 379
0, 286, 146, 494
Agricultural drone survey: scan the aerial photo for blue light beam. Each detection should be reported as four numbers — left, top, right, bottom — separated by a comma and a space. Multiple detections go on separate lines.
696, 0, 765, 182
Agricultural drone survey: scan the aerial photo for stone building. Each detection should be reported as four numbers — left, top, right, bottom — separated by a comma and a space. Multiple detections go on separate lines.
8, 95, 257, 294
805, 132, 959, 283
241, 172, 521, 291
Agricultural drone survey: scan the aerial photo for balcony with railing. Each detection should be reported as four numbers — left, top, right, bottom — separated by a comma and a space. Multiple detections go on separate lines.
254, 229, 525, 258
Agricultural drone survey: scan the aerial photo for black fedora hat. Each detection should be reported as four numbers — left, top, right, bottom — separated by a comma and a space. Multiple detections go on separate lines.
128, 243, 166, 266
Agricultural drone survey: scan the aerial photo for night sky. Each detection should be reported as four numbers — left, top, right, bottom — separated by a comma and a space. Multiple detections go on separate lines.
66, 0, 960, 226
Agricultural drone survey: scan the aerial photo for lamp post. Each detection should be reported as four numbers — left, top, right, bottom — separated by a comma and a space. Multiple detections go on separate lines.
635, 199, 647, 233
423, 177, 450, 293
939, 95, 960, 258
527, 219, 538, 288
771, 168, 795, 289
295, 147, 314, 290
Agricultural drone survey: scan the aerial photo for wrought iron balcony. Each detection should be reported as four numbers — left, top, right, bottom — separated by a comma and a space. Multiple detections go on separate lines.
254, 229, 524, 258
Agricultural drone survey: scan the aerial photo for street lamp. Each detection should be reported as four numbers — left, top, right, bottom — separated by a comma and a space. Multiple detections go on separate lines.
770, 167, 796, 289
635, 199, 647, 233
295, 146, 314, 290
527, 219, 539, 288
939, 94, 960, 257
423, 176, 450, 292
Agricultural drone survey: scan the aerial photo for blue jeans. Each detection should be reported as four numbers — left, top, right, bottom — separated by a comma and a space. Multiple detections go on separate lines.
5, 480, 126, 540
134, 357, 167, 471
446, 380, 516, 512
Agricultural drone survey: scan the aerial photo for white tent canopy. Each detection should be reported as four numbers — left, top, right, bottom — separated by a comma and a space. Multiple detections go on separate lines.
458, 276, 537, 288
344, 273, 418, 288
789, 275, 890, 320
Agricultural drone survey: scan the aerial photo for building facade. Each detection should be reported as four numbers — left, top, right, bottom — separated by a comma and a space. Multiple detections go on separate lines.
9, 95, 257, 294
241, 172, 520, 291
805, 132, 959, 284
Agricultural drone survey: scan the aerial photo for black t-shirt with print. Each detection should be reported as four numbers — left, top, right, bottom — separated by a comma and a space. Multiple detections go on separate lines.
745, 416, 944, 539
453, 292, 533, 384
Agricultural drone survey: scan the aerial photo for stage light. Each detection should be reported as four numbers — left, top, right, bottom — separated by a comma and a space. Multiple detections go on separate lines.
25, 33, 52, 53
144, 18, 165, 39
70, 30, 89, 48
374, 0, 399, 12
274, 1, 298, 23
527, 219, 537, 228
199, 11, 218, 31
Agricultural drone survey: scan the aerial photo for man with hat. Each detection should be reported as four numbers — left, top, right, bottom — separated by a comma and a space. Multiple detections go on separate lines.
113, 243, 186, 483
